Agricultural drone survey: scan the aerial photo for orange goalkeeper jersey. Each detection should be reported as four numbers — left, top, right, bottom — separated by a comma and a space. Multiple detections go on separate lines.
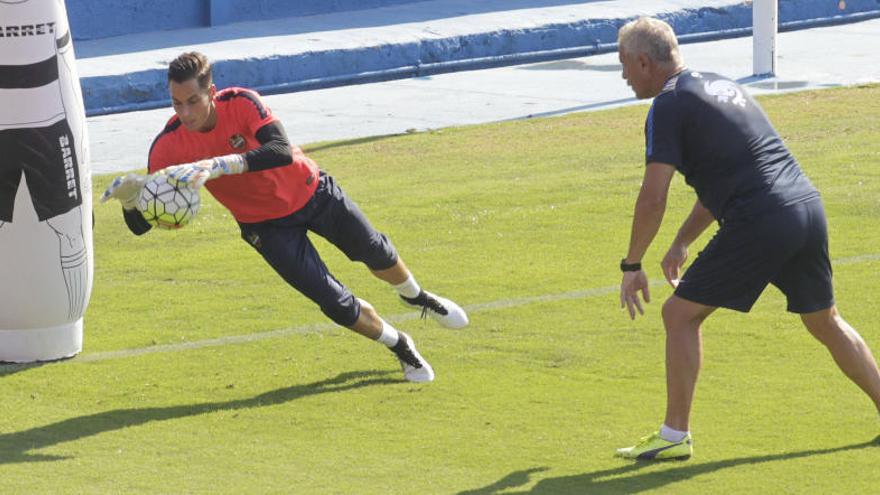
148, 87, 319, 223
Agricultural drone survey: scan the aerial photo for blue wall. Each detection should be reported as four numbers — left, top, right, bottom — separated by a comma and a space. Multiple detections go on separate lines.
67, 0, 425, 40
209, 0, 423, 26
66, 0, 208, 40
66, 0, 880, 41
75, 0, 880, 115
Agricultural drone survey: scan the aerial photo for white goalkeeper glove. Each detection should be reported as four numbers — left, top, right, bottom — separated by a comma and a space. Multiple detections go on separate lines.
100, 173, 147, 210
162, 154, 247, 189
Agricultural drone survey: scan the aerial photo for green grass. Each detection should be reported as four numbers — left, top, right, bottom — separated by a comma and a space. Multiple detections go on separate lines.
2, 84, 880, 494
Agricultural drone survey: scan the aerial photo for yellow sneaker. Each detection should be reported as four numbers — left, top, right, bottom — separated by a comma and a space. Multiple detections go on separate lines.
615, 431, 693, 461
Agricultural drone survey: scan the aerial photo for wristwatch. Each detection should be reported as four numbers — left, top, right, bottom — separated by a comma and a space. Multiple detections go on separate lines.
620, 258, 642, 272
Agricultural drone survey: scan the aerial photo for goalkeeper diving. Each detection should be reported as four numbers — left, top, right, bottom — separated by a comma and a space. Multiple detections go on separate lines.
102, 51, 468, 382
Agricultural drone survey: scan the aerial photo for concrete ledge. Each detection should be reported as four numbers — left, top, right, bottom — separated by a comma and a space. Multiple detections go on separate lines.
75, 0, 880, 116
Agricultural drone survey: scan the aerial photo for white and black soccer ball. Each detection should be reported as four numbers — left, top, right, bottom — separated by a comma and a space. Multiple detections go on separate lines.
137, 173, 200, 230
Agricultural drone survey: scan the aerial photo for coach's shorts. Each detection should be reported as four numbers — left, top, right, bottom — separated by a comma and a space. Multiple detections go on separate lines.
674, 198, 834, 314
238, 173, 399, 326
0, 119, 81, 222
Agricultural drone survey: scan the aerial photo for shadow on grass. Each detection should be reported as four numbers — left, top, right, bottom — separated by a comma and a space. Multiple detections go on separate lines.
458, 436, 880, 495
0, 362, 47, 378
0, 369, 396, 464
1, 355, 83, 377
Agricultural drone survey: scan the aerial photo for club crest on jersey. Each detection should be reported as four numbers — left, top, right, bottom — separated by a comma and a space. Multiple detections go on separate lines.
703, 80, 746, 108
229, 134, 246, 149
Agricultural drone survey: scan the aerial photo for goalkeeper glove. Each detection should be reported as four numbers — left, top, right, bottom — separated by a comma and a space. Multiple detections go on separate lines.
100, 173, 147, 210
162, 154, 247, 189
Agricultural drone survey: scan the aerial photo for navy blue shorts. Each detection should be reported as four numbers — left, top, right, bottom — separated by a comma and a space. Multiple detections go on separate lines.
674, 198, 834, 313
0, 119, 82, 222
238, 173, 398, 326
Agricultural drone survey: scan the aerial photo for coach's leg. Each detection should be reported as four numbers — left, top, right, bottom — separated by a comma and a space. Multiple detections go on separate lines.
661, 295, 716, 431
801, 306, 880, 412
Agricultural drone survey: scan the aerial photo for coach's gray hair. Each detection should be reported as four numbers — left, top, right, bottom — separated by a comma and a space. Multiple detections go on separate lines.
618, 17, 683, 68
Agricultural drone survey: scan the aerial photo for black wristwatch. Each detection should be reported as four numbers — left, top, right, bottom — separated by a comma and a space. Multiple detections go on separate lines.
620, 258, 642, 272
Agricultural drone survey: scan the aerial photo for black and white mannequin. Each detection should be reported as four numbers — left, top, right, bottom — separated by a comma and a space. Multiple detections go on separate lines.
0, 0, 93, 362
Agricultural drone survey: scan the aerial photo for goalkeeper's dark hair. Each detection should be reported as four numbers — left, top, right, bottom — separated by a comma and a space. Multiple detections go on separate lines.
168, 51, 212, 90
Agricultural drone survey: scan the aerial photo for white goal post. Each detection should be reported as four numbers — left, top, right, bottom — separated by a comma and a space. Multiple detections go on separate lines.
753, 0, 778, 76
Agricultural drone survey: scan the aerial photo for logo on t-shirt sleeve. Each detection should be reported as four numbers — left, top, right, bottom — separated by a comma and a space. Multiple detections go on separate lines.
703, 80, 746, 108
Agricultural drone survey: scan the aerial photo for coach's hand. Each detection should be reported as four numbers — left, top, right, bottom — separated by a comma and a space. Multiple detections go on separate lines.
100, 173, 146, 210
661, 242, 688, 288
620, 269, 650, 320
163, 154, 247, 189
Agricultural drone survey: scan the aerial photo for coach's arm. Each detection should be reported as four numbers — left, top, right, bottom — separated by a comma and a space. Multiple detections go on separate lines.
661, 199, 715, 288
620, 161, 676, 319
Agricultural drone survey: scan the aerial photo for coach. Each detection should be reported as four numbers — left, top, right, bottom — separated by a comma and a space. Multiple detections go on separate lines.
613, 17, 880, 461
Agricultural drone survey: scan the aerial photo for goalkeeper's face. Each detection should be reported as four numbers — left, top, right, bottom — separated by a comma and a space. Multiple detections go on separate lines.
170, 79, 217, 132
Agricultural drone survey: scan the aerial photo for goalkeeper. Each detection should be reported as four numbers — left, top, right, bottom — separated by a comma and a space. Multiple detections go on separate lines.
102, 51, 468, 383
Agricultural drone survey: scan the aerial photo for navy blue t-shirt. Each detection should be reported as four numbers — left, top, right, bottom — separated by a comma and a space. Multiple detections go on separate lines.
646, 70, 819, 221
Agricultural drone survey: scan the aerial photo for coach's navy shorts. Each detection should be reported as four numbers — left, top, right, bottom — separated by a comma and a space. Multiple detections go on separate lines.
238, 173, 399, 327
674, 198, 834, 314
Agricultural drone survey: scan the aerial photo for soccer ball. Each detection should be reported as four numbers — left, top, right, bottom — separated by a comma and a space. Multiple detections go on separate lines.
137, 173, 200, 229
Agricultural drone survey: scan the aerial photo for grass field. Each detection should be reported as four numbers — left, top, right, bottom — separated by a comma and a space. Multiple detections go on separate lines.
2, 84, 879, 494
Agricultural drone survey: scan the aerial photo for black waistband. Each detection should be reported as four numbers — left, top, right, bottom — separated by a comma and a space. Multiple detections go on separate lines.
0, 54, 59, 89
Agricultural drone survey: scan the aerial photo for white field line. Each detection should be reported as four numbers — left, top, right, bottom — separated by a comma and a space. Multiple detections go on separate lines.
76, 283, 633, 363
22, 252, 880, 365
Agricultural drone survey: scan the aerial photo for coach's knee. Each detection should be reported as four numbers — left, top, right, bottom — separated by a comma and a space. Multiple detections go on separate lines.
662, 298, 684, 331
662, 296, 709, 333
801, 306, 843, 344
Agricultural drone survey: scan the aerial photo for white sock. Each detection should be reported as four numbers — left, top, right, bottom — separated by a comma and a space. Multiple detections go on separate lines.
376, 320, 400, 347
393, 275, 421, 299
659, 424, 689, 443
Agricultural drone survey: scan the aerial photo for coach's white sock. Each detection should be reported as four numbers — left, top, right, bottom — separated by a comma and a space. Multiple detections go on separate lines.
393, 275, 422, 299
659, 424, 689, 443
376, 320, 401, 347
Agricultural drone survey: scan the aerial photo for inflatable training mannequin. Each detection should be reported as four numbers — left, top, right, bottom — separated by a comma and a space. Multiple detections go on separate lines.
0, 0, 93, 362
